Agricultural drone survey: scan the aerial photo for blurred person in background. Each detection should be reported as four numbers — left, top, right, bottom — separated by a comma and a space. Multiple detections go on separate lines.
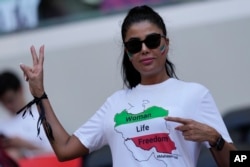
0, 70, 53, 163
0, 0, 40, 33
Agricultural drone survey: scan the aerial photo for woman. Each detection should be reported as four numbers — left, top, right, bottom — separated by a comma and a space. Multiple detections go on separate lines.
20, 5, 236, 167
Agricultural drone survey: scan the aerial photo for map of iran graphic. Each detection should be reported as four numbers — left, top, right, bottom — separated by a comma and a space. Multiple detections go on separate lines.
114, 106, 178, 165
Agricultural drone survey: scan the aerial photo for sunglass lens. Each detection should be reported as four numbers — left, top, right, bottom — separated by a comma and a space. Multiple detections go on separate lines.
125, 39, 142, 54
144, 34, 161, 49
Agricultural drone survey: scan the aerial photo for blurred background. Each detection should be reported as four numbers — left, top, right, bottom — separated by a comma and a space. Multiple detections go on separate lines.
0, 0, 249, 143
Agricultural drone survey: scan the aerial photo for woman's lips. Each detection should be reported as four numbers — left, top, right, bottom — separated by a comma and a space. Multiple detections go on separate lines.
140, 57, 154, 65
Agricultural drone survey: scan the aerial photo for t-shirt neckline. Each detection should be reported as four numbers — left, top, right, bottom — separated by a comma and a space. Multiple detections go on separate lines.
136, 78, 175, 91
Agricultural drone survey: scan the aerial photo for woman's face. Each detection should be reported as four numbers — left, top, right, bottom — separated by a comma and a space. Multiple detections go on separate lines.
124, 21, 169, 84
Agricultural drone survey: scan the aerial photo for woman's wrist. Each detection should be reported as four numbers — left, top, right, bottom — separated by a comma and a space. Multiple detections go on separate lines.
32, 88, 45, 98
208, 129, 226, 151
33, 92, 46, 99
34, 92, 48, 103
210, 135, 225, 151
208, 130, 220, 147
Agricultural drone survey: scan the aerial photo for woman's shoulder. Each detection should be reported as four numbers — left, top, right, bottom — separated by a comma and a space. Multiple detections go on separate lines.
171, 78, 209, 93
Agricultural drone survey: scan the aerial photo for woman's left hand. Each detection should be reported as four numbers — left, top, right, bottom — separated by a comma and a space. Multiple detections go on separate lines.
165, 116, 219, 145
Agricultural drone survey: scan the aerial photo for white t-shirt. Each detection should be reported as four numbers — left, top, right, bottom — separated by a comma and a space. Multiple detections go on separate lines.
74, 78, 232, 167
0, 105, 53, 157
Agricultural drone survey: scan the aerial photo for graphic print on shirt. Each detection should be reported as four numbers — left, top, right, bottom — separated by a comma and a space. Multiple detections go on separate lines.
114, 100, 179, 166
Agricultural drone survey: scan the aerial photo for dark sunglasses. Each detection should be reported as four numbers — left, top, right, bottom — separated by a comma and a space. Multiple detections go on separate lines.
124, 33, 165, 54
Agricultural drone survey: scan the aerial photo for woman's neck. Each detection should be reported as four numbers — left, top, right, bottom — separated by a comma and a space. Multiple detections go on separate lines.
140, 73, 169, 85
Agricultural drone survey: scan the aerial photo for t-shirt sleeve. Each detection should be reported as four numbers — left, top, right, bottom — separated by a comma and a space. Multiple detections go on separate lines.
197, 91, 233, 148
73, 100, 109, 153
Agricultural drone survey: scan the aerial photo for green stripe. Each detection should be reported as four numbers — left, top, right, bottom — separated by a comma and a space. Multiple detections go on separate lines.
114, 106, 168, 127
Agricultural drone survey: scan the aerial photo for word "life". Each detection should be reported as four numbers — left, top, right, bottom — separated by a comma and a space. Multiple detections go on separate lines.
136, 124, 149, 132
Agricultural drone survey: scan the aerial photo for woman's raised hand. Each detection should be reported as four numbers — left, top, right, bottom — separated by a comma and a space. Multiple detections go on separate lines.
20, 45, 45, 97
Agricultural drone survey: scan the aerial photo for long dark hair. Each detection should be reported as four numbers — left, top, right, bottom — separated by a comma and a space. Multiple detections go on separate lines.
121, 5, 177, 89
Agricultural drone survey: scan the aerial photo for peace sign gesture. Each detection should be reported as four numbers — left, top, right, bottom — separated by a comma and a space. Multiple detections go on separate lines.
20, 45, 45, 98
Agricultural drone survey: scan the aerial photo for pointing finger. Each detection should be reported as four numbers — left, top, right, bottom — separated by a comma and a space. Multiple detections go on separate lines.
165, 116, 191, 125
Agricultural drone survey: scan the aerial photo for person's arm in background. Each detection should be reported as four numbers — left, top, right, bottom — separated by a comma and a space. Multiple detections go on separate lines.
20, 45, 89, 161
0, 135, 40, 160
1, 135, 39, 150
